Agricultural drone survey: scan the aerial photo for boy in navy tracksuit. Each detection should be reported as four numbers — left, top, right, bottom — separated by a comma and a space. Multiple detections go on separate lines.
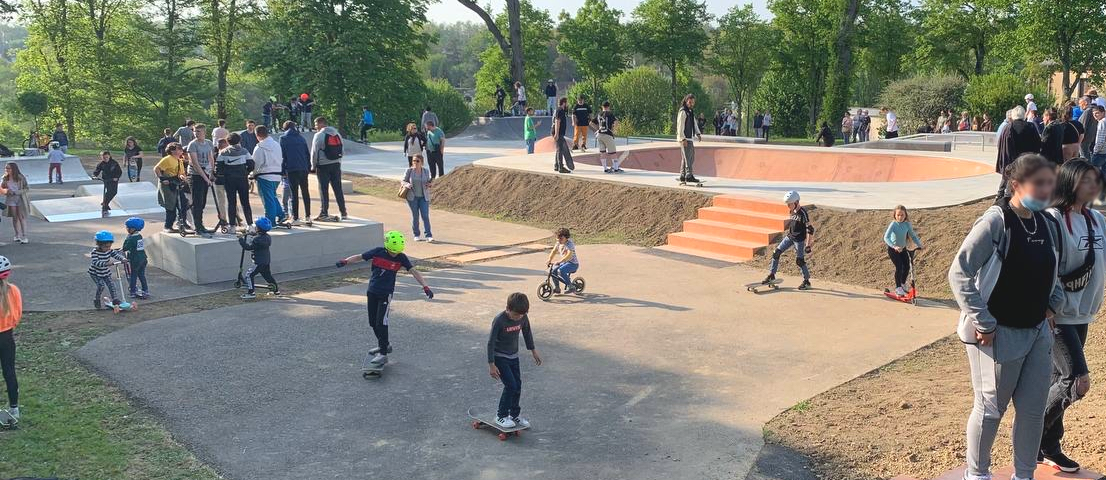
487, 292, 543, 429
238, 217, 279, 299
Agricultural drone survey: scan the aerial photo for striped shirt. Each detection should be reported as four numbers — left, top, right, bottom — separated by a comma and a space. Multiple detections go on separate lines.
1095, 119, 1106, 154
89, 248, 127, 277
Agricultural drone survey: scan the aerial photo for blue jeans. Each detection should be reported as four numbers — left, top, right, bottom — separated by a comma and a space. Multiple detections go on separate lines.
128, 259, 148, 294
494, 356, 522, 419
407, 196, 432, 238
526, 138, 535, 154
769, 237, 810, 280
257, 178, 284, 222
1091, 153, 1106, 174
552, 262, 578, 289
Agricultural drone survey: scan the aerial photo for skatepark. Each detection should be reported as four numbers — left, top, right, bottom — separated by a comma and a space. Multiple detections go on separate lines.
2, 118, 1099, 480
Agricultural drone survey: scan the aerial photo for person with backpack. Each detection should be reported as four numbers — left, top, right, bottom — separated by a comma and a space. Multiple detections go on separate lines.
252, 126, 285, 224
280, 121, 312, 226
403, 122, 425, 167
420, 106, 439, 134
424, 121, 446, 179
310, 117, 347, 222
1039, 159, 1104, 474
949, 153, 1064, 480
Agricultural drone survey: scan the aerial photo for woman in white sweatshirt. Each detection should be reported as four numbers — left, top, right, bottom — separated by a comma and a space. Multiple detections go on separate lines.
1040, 159, 1105, 473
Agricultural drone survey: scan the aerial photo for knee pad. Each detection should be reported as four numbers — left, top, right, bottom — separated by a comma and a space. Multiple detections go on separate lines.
771, 249, 783, 261
795, 257, 806, 268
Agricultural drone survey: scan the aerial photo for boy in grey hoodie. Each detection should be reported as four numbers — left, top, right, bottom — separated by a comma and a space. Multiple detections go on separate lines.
948, 154, 1065, 480
310, 117, 347, 221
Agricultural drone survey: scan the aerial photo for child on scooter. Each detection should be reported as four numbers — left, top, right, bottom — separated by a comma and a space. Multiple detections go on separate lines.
89, 230, 129, 312
883, 205, 924, 297
238, 217, 279, 299
122, 217, 149, 299
545, 228, 579, 294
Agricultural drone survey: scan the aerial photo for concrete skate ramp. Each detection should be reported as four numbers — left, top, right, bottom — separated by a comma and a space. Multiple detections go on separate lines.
457, 116, 552, 141
30, 182, 162, 221
580, 145, 992, 182
4, 154, 90, 184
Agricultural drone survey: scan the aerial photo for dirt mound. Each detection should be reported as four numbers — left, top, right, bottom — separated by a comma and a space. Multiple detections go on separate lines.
416, 165, 713, 246
754, 200, 992, 300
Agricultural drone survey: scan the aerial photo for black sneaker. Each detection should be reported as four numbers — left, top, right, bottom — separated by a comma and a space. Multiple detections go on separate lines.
1041, 451, 1080, 473
761, 274, 775, 285
798, 280, 812, 290
685, 176, 701, 183
558, 168, 572, 173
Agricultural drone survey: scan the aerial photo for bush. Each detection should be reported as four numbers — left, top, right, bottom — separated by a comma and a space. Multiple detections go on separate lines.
964, 73, 1052, 126
603, 67, 673, 135
566, 81, 608, 111
751, 69, 809, 137
878, 75, 966, 133
421, 79, 473, 134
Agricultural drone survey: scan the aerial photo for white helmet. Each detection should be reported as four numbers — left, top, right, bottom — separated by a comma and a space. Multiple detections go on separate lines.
0, 255, 11, 279
1024, 93, 1035, 101
783, 191, 800, 204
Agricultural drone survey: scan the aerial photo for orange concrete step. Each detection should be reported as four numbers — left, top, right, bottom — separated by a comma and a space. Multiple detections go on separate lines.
712, 195, 792, 215
654, 244, 752, 263
665, 231, 766, 259
681, 219, 782, 244
697, 206, 789, 230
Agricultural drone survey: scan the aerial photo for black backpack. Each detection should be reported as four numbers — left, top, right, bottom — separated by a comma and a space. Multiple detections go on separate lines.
323, 133, 343, 161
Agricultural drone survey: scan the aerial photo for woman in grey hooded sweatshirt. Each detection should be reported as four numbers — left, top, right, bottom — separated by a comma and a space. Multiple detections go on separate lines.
948, 153, 1065, 480
1039, 159, 1104, 473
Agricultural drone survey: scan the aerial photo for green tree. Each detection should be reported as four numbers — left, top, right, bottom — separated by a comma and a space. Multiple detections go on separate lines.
852, 0, 915, 105
769, 0, 836, 131
472, 0, 553, 110
1013, 0, 1106, 98
912, 0, 1013, 77
962, 73, 1051, 127
627, 0, 711, 112
602, 66, 671, 134
16, 91, 48, 132
200, 0, 255, 120
557, 0, 628, 107
708, 5, 773, 136
458, 0, 526, 84
819, 0, 862, 128
248, 0, 431, 134
878, 74, 965, 132
751, 68, 810, 137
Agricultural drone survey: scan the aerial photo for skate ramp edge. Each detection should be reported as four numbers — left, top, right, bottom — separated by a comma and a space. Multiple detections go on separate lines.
146, 217, 382, 284
7, 154, 90, 184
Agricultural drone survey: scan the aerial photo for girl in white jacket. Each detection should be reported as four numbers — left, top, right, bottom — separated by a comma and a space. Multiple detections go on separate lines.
1039, 159, 1105, 473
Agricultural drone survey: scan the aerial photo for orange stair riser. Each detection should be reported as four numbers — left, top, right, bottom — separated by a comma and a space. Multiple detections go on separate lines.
682, 221, 779, 243
698, 210, 787, 230
666, 234, 762, 258
712, 196, 791, 215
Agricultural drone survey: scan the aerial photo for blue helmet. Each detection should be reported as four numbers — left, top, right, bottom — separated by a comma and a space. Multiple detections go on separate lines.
255, 217, 273, 232
94, 230, 114, 242
124, 217, 145, 231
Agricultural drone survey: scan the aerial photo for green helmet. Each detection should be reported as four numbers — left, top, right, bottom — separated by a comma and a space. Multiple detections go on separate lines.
383, 230, 405, 254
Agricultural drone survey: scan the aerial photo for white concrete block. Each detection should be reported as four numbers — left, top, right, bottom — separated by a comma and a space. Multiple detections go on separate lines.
146, 216, 383, 284
7, 154, 89, 184
76, 182, 157, 197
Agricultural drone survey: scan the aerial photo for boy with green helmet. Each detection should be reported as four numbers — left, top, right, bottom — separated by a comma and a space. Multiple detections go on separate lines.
336, 230, 434, 366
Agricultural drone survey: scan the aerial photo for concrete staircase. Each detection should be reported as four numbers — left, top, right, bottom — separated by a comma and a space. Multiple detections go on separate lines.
891, 464, 1105, 480
659, 195, 789, 262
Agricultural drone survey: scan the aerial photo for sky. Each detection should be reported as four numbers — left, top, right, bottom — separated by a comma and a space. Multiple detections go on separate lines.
426, 0, 771, 25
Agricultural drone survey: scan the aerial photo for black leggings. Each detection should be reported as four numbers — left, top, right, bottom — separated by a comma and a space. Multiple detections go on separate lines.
887, 246, 910, 287
366, 292, 391, 353
224, 175, 252, 228
0, 329, 16, 407
427, 150, 444, 179
287, 170, 311, 220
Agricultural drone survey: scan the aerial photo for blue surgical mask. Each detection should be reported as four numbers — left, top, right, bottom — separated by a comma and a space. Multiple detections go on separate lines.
1020, 196, 1050, 212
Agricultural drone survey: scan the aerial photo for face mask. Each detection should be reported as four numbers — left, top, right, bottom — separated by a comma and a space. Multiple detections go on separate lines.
1020, 196, 1050, 212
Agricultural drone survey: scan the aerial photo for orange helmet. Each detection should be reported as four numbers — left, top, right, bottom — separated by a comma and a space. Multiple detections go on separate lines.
300, 93, 309, 101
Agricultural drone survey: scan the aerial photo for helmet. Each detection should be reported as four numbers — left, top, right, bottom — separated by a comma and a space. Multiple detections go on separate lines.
1025, 93, 1035, 101
49, 141, 60, 149
300, 93, 309, 101
124, 217, 145, 231
783, 191, 800, 204
0, 256, 10, 279
255, 217, 273, 232
95, 230, 114, 242
384, 230, 405, 254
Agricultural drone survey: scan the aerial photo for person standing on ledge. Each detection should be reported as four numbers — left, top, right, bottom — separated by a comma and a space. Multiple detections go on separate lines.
761, 111, 773, 142
676, 93, 702, 185
544, 79, 557, 114
882, 107, 899, 139
552, 97, 574, 174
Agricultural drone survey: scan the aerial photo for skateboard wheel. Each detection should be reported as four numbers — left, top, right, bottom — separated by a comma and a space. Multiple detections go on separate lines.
514, 431, 521, 437
472, 421, 481, 430
498, 433, 508, 441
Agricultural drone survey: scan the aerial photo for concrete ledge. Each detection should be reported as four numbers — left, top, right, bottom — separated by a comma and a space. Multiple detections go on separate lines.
76, 181, 157, 197
146, 216, 383, 284
699, 135, 766, 144
840, 139, 952, 152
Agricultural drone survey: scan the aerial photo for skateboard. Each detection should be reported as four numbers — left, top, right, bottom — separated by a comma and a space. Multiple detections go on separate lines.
126, 157, 140, 182
678, 178, 704, 187
361, 349, 391, 379
468, 407, 529, 441
745, 278, 782, 293
316, 215, 341, 222
0, 409, 16, 428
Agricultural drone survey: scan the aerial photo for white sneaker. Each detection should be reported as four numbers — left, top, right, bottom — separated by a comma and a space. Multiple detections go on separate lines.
425, 237, 434, 243
369, 353, 388, 365
511, 416, 530, 428
413, 236, 423, 242
895, 286, 906, 297
19, 237, 27, 244
495, 416, 516, 428
962, 472, 991, 480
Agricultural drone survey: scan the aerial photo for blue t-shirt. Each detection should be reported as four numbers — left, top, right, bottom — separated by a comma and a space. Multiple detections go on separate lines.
362, 110, 374, 125
362, 247, 414, 295
426, 128, 444, 152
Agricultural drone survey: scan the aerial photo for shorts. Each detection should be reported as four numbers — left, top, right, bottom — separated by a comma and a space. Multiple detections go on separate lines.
597, 133, 617, 153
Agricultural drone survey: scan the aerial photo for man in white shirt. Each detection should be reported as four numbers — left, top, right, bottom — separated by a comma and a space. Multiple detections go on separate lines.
252, 125, 285, 223
514, 81, 527, 116
882, 107, 899, 139
1025, 94, 1038, 115
761, 112, 773, 143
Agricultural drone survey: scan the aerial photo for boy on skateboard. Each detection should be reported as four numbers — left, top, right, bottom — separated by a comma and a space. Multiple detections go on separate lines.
336, 230, 433, 367
487, 292, 542, 429
761, 190, 816, 290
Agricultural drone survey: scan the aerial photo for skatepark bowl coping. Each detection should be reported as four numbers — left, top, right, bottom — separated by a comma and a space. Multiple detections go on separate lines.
580, 145, 993, 182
